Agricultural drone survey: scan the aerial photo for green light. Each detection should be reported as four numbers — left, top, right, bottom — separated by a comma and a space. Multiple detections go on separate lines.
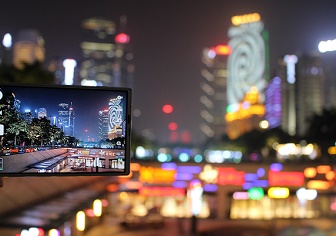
248, 187, 264, 200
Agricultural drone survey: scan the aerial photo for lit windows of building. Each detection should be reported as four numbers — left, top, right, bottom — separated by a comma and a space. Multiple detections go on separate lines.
13, 29, 45, 69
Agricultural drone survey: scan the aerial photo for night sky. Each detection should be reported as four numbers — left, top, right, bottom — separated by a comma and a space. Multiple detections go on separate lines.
1, 0, 336, 144
1, 85, 130, 141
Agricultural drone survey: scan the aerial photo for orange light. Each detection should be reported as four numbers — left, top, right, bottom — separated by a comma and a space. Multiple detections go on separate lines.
328, 146, 336, 154
106, 184, 118, 192
125, 181, 143, 189
130, 163, 141, 171
215, 45, 231, 55
231, 13, 261, 26
304, 167, 317, 178
326, 171, 335, 181
317, 165, 331, 174
307, 180, 330, 190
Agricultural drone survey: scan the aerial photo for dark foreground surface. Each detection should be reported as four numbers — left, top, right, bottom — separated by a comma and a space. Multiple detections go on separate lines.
85, 216, 335, 236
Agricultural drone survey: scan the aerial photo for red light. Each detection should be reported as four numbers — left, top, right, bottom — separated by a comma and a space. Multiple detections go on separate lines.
168, 122, 178, 131
162, 104, 173, 114
170, 131, 178, 142
115, 33, 130, 44
215, 45, 231, 55
268, 171, 304, 186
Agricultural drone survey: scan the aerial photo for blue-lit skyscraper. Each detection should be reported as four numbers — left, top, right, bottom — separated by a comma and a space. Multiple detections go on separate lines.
265, 77, 282, 128
57, 103, 75, 137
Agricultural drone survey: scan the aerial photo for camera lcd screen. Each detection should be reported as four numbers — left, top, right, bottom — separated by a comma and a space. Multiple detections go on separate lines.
0, 84, 132, 176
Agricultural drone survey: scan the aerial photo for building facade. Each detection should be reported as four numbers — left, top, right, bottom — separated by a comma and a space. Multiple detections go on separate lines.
12, 29, 45, 69
79, 16, 134, 88
200, 45, 230, 140
276, 53, 325, 136
225, 13, 268, 139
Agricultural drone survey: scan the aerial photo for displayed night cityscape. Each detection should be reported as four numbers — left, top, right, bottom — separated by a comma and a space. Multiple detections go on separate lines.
2, 1, 336, 236
0, 85, 129, 145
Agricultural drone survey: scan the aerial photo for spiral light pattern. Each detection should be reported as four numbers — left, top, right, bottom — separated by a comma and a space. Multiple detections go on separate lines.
108, 96, 123, 130
227, 22, 266, 105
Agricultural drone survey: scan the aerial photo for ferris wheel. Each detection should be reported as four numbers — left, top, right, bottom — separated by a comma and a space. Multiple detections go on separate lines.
227, 21, 266, 106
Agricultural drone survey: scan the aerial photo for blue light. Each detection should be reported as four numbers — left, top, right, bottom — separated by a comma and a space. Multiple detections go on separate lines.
161, 162, 177, 170
179, 153, 189, 162
175, 173, 194, 181
203, 184, 218, 192
253, 180, 269, 187
172, 181, 188, 188
244, 173, 258, 181
270, 163, 283, 172
257, 168, 265, 177
242, 182, 254, 190
194, 154, 203, 163
157, 153, 168, 162
177, 166, 202, 174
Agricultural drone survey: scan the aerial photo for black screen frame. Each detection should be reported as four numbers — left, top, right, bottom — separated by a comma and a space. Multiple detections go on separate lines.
0, 83, 132, 177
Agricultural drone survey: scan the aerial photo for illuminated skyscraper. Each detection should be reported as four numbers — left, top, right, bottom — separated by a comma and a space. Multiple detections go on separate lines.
79, 16, 134, 87
57, 103, 75, 137
107, 96, 125, 140
37, 108, 47, 119
200, 45, 230, 140
225, 13, 269, 139
12, 29, 45, 69
265, 77, 282, 128
276, 53, 325, 136
98, 109, 109, 141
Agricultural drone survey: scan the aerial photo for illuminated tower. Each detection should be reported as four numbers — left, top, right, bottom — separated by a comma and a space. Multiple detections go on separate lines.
200, 45, 231, 140
12, 29, 45, 69
107, 96, 124, 140
57, 102, 75, 136
79, 16, 134, 87
265, 77, 282, 128
225, 13, 269, 139
37, 108, 47, 119
98, 109, 109, 141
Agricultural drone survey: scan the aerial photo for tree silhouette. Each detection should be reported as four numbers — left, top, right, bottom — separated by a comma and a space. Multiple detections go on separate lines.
305, 107, 336, 158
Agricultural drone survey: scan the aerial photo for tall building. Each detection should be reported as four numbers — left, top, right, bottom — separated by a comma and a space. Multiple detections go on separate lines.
12, 29, 45, 69
265, 77, 282, 129
57, 103, 75, 137
225, 13, 268, 139
79, 16, 134, 88
98, 109, 109, 141
276, 53, 325, 136
200, 45, 230, 140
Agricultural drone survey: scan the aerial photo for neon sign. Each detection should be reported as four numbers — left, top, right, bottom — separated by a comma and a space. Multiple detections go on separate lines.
231, 13, 261, 26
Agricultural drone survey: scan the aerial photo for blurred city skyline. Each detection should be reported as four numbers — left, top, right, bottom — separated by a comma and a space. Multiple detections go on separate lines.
1, 1, 336, 144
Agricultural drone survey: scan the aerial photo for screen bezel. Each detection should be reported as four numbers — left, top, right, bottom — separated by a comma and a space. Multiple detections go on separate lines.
0, 83, 132, 177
